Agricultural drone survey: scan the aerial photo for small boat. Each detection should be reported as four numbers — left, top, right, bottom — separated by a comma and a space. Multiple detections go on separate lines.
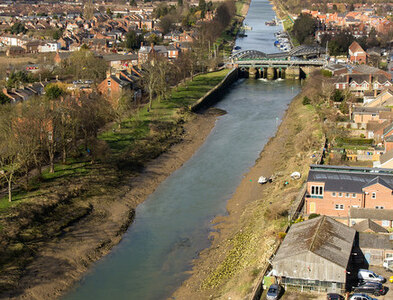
234, 46, 241, 50
258, 176, 268, 184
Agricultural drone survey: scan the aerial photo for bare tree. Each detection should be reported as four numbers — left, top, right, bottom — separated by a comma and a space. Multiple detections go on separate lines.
141, 61, 159, 111
0, 105, 20, 202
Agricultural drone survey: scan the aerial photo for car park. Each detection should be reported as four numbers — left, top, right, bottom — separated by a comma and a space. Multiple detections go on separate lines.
353, 281, 385, 296
349, 293, 377, 300
266, 283, 281, 300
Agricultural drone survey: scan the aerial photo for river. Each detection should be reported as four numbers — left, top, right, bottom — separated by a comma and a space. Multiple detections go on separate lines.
64, 0, 300, 299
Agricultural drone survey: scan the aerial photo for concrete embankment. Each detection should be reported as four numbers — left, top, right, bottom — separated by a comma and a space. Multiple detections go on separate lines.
190, 68, 239, 112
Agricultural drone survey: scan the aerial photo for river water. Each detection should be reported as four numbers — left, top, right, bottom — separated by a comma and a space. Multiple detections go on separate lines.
64, 1, 300, 299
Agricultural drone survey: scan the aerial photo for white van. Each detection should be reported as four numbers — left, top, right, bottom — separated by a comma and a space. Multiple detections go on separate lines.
358, 269, 386, 283
383, 257, 393, 272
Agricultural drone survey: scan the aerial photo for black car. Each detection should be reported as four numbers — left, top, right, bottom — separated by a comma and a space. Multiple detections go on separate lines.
327, 293, 344, 300
353, 281, 385, 296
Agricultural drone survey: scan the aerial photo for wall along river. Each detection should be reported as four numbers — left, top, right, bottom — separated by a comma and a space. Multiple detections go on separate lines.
64, 0, 300, 299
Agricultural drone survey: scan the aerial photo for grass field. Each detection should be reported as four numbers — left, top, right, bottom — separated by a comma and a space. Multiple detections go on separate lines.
100, 69, 229, 154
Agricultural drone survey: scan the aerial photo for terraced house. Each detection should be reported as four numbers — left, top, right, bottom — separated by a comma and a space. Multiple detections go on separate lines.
305, 165, 393, 223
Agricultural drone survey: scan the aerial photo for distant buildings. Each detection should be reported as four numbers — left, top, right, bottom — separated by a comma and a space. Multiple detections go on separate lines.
348, 41, 367, 64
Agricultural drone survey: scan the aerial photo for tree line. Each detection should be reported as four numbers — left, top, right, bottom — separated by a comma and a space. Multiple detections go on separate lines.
0, 85, 111, 202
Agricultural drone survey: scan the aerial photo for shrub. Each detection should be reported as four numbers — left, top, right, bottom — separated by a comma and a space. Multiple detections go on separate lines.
321, 69, 332, 77
293, 216, 304, 223
302, 96, 311, 105
360, 133, 365, 138
277, 232, 287, 240
308, 213, 320, 219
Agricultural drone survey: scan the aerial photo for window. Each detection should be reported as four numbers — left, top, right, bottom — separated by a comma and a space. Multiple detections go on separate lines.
311, 186, 323, 196
382, 220, 390, 227
371, 192, 376, 199
345, 193, 350, 198
332, 192, 336, 197
375, 206, 385, 209
335, 204, 344, 210
352, 205, 359, 208
338, 192, 343, 197
352, 193, 356, 198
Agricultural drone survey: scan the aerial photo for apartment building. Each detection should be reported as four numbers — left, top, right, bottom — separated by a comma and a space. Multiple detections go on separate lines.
305, 165, 393, 221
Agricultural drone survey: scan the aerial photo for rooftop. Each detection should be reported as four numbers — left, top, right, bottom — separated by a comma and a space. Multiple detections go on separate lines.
350, 207, 393, 221
307, 165, 393, 193
352, 219, 388, 233
358, 232, 393, 249
274, 216, 356, 268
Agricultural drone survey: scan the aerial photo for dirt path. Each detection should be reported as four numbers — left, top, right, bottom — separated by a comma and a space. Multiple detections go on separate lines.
2, 109, 220, 300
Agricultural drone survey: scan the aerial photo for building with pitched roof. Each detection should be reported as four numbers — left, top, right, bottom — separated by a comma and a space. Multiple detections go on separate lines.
305, 165, 393, 221
350, 207, 393, 228
352, 219, 388, 233
272, 216, 356, 293
348, 41, 367, 64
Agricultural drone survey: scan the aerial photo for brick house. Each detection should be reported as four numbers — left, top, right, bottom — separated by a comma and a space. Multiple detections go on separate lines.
351, 107, 391, 124
348, 41, 367, 64
97, 70, 136, 101
335, 74, 392, 97
138, 43, 168, 65
305, 165, 393, 220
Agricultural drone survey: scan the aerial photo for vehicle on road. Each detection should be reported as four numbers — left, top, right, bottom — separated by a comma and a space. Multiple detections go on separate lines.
327, 293, 344, 300
358, 269, 386, 283
266, 283, 281, 300
383, 257, 393, 272
353, 281, 385, 296
349, 294, 377, 300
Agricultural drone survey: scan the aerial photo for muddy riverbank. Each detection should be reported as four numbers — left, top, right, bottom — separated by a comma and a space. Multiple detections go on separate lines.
0, 109, 222, 300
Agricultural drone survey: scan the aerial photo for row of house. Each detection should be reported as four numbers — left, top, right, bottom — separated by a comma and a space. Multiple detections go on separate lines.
302, 8, 393, 35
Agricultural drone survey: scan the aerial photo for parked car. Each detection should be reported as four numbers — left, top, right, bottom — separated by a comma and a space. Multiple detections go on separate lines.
327, 293, 344, 300
353, 281, 385, 296
266, 284, 281, 300
358, 269, 386, 283
349, 294, 377, 300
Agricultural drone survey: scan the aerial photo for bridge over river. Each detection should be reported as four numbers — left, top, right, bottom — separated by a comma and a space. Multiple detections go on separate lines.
227, 45, 327, 80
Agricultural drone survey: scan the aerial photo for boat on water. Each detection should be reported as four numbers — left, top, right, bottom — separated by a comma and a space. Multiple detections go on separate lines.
265, 17, 278, 26
238, 28, 247, 37
234, 46, 241, 50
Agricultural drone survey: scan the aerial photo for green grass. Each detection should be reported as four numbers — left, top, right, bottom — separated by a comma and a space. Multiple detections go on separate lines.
0, 70, 229, 216
100, 69, 229, 154
41, 161, 90, 181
